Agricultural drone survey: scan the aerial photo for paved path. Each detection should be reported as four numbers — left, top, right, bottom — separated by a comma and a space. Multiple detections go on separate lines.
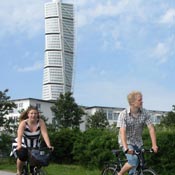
0, 170, 15, 175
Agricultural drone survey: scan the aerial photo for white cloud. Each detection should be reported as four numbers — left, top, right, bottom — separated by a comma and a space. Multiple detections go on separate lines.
76, 0, 155, 52
15, 61, 43, 72
76, 1, 130, 28
151, 36, 175, 64
76, 0, 151, 28
100, 23, 122, 50
152, 42, 169, 63
0, 1, 44, 38
159, 8, 175, 25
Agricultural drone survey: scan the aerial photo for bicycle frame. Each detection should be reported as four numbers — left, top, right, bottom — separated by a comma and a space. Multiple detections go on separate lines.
101, 148, 157, 175
21, 160, 43, 175
134, 148, 153, 174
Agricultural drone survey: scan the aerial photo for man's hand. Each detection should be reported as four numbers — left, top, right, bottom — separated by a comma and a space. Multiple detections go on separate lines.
124, 149, 134, 154
48, 146, 54, 151
127, 149, 134, 154
152, 145, 158, 153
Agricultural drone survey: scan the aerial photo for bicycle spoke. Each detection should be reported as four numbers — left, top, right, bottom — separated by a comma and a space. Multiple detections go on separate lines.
102, 167, 117, 175
21, 164, 28, 175
34, 168, 47, 175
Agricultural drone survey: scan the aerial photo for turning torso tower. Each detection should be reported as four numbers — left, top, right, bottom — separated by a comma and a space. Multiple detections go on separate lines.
42, 0, 74, 101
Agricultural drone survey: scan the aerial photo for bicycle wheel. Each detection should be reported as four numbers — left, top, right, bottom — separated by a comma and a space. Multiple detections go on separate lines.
141, 168, 157, 175
21, 164, 28, 175
102, 167, 118, 175
34, 167, 47, 175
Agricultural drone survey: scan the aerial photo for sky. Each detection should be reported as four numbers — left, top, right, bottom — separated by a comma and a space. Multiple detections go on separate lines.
0, 0, 175, 111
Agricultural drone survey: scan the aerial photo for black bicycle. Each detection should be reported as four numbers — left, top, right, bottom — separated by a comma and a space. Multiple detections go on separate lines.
21, 147, 52, 175
101, 148, 158, 175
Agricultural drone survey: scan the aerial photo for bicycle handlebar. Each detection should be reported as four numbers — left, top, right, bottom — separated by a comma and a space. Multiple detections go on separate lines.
112, 149, 123, 156
112, 148, 154, 158
134, 148, 153, 155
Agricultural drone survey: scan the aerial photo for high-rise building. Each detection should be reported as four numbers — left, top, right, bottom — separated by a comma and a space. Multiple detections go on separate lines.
42, 0, 74, 100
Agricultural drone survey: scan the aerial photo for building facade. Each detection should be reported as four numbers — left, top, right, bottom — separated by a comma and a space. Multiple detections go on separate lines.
6, 98, 55, 123
42, 0, 74, 100
80, 106, 167, 131
2, 98, 167, 132
0, 98, 55, 133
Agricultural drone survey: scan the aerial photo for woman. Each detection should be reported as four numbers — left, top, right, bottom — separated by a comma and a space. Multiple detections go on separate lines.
11, 106, 53, 175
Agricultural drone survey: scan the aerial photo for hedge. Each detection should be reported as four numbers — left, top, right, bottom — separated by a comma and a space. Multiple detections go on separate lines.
1, 127, 175, 175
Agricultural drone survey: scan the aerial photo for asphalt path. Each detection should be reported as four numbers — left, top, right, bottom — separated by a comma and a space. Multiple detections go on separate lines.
0, 170, 15, 175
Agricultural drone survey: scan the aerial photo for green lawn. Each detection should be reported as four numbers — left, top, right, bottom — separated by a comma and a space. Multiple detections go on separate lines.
45, 164, 100, 175
0, 159, 100, 175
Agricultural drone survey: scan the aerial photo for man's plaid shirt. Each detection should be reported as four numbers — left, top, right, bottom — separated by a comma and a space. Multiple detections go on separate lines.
117, 108, 153, 147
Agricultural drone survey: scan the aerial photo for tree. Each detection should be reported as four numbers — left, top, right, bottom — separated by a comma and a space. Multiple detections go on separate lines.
0, 89, 16, 127
160, 105, 175, 127
51, 92, 85, 129
86, 109, 109, 129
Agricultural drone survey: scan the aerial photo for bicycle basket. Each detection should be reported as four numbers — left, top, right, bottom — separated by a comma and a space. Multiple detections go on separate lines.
30, 149, 50, 166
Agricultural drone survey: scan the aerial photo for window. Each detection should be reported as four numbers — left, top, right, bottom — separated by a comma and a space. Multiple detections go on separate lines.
36, 103, 41, 109
113, 113, 119, 120
108, 110, 113, 120
18, 103, 23, 108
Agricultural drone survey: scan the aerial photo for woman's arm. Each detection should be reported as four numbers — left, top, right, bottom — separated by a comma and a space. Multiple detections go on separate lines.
17, 121, 25, 150
40, 119, 52, 148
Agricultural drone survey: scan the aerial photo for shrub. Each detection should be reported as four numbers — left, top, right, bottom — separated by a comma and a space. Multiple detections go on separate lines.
72, 129, 117, 168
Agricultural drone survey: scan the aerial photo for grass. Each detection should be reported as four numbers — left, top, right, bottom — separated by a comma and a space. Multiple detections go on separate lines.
0, 159, 100, 175
45, 164, 100, 175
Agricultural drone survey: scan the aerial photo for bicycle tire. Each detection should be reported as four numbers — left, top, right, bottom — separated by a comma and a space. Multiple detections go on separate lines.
140, 168, 158, 175
102, 167, 118, 175
34, 167, 47, 175
21, 164, 28, 175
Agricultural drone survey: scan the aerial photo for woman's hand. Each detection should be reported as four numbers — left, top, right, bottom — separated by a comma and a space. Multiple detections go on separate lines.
16, 144, 22, 150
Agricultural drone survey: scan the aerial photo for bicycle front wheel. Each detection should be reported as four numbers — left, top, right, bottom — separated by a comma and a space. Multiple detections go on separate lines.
102, 167, 118, 175
141, 168, 158, 175
34, 167, 47, 175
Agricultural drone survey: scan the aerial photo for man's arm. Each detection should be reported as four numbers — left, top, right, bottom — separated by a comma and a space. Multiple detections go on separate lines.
148, 124, 158, 153
120, 127, 128, 153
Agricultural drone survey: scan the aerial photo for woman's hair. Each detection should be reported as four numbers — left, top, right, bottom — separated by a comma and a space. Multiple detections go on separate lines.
127, 91, 142, 105
19, 106, 39, 122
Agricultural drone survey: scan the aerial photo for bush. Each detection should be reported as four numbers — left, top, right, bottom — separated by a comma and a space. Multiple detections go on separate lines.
49, 128, 81, 164
2, 126, 175, 175
0, 133, 12, 157
143, 128, 175, 175
72, 129, 117, 168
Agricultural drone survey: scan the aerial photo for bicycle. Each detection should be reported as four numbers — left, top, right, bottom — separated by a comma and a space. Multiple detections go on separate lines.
21, 147, 52, 175
101, 148, 158, 175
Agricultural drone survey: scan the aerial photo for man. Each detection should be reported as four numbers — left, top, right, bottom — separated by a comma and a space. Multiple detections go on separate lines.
117, 91, 158, 175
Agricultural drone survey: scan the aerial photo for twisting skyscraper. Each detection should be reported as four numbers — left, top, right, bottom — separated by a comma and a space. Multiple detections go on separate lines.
42, 0, 74, 100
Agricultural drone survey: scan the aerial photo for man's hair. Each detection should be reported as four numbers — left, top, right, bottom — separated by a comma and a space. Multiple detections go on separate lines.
127, 91, 142, 105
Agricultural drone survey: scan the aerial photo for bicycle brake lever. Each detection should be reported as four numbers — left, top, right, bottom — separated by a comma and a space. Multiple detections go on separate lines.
150, 148, 154, 153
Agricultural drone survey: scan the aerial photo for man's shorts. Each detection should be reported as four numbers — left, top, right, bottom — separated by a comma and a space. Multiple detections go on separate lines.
123, 145, 141, 175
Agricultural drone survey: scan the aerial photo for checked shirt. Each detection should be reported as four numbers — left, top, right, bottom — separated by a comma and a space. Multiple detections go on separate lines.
117, 108, 153, 147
